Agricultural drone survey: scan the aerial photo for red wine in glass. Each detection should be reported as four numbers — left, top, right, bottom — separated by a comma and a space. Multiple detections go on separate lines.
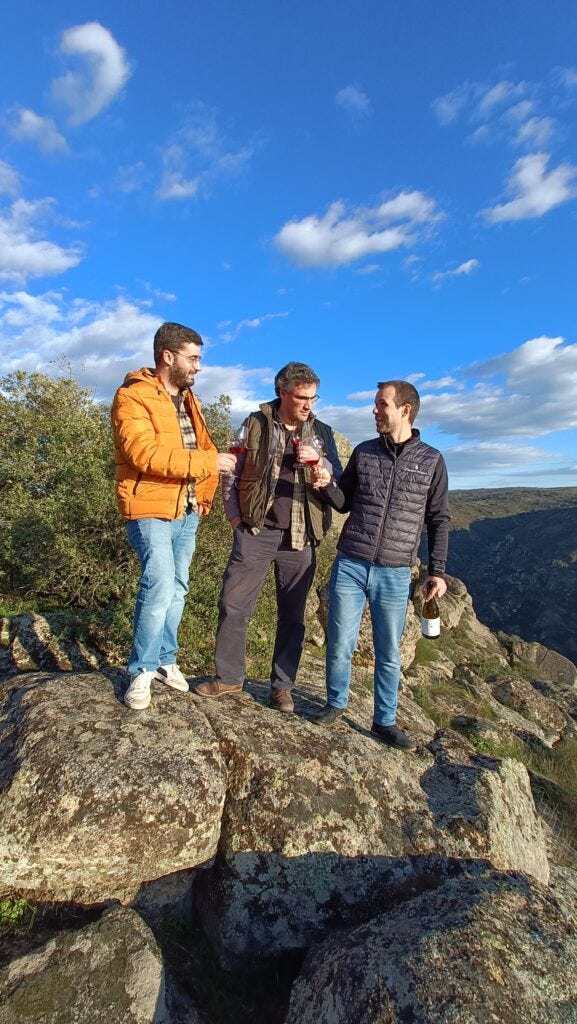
229, 424, 247, 455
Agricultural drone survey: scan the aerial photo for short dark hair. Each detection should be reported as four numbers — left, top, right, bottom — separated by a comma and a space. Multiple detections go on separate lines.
377, 380, 420, 424
153, 322, 203, 365
274, 361, 320, 397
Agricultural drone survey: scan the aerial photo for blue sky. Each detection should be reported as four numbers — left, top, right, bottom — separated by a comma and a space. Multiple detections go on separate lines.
1, 0, 576, 488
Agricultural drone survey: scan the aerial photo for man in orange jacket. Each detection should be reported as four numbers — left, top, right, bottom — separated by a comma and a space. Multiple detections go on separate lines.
112, 321, 236, 711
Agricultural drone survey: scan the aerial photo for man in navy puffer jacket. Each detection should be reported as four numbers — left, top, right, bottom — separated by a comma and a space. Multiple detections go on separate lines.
313, 380, 449, 750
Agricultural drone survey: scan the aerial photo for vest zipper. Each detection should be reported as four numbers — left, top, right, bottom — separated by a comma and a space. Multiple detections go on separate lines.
370, 445, 397, 564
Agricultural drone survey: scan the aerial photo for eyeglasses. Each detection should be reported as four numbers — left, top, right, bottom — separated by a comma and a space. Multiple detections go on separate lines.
289, 393, 320, 404
174, 352, 202, 366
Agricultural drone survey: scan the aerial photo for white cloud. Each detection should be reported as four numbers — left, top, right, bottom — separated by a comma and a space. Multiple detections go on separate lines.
51, 21, 131, 126
515, 116, 555, 146
0, 289, 63, 326
445, 441, 552, 474
418, 335, 577, 441
0, 160, 20, 197
432, 84, 472, 125
505, 100, 535, 123
347, 390, 375, 401
156, 103, 255, 202
355, 263, 381, 275
0, 289, 277, 416
114, 162, 148, 195
335, 84, 372, 119
156, 169, 200, 201
557, 67, 577, 89
274, 191, 442, 269
483, 152, 577, 222
478, 80, 526, 114
433, 79, 528, 126
433, 258, 480, 283
315, 403, 376, 446
218, 311, 288, 343
8, 108, 68, 153
418, 375, 460, 389
0, 197, 83, 283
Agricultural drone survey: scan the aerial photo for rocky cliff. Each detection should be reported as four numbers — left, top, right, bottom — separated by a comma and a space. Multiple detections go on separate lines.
446, 490, 577, 665
1, 578, 577, 1024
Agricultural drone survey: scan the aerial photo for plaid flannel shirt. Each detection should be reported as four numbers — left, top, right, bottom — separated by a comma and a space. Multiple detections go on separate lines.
177, 393, 198, 513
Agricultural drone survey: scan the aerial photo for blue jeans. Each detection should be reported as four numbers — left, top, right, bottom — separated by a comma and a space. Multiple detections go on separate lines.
126, 512, 200, 674
326, 554, 411, 726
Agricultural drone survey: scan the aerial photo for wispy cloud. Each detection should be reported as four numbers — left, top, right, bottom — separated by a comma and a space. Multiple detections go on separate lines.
217, 311, 288, 343
7, 108, 68, 153
515, 116, 555, 146
483, 152, 577, 222
156, 102, 255, 202
274, 191, 443, 269
0, 160, 20, 197
432, 74, 568, 153
51, 21, 131, 126
444, 441, 554, 474
335, 84, 372, 120
433, 258, 480, 284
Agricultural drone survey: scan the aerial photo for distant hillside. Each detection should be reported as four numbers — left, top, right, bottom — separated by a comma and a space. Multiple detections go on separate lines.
444, 488, 577, 664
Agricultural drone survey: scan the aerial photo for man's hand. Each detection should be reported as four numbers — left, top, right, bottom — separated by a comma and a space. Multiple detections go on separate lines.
311, 464, 331, 489
230, 516, 242, 529
422, 576, 447, 600
217, 452, 237, 474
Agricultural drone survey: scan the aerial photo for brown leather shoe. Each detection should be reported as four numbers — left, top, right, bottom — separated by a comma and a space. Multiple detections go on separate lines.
193, 681, 243, 698
270, 688, 294, 713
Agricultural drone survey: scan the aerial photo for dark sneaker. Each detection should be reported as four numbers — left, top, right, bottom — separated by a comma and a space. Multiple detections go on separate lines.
194, 681, 243, 698
313, 705, 345, 726
371, 722, 416, 750
270, 689, 294, 713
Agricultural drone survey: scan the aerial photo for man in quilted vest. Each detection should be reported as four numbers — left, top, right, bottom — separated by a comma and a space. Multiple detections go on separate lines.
111, 321, 236, 711
313, 380, 449, 749
194, 362, 342, 713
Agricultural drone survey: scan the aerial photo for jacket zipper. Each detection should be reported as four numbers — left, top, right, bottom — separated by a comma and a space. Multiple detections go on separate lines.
371, 450, 396, 563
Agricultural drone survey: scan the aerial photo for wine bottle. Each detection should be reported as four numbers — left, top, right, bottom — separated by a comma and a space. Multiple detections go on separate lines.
421, 596, 440, 639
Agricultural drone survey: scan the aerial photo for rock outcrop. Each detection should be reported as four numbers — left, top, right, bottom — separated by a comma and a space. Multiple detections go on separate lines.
0, 906, 172, 1024
285, 870, 577, 1024
1, 572, 576, 1022
194, 675, 549, 965
0, 673, 226, 903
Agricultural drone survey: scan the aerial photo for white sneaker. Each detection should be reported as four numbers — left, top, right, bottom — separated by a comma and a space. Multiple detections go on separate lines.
124, 670, 154, 710
154, 663, 189, 692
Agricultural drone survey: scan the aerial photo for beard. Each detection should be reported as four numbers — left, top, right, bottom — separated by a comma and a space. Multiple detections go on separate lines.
168, 364, 194, 392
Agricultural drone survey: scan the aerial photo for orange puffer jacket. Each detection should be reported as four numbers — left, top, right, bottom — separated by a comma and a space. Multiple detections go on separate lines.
112, 368, 219, 521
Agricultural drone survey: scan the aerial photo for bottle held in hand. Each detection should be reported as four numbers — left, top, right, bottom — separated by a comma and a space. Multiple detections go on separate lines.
421, 596, 441, 638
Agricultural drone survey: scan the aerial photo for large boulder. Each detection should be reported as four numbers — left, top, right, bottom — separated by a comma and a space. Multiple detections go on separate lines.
194, 673, 549, 966
284, 871, 577, 1024
506, 637, 577, 688
0, 672, 226, 903
491, 677, 567, 743
0, 906, 170, 1023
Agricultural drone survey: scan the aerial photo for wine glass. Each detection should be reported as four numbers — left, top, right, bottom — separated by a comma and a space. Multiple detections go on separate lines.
229, 424, 248, 455
293, 425, 323, 469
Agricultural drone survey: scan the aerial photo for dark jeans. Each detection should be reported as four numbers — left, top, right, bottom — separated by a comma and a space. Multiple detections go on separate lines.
215, 525, 316, 689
